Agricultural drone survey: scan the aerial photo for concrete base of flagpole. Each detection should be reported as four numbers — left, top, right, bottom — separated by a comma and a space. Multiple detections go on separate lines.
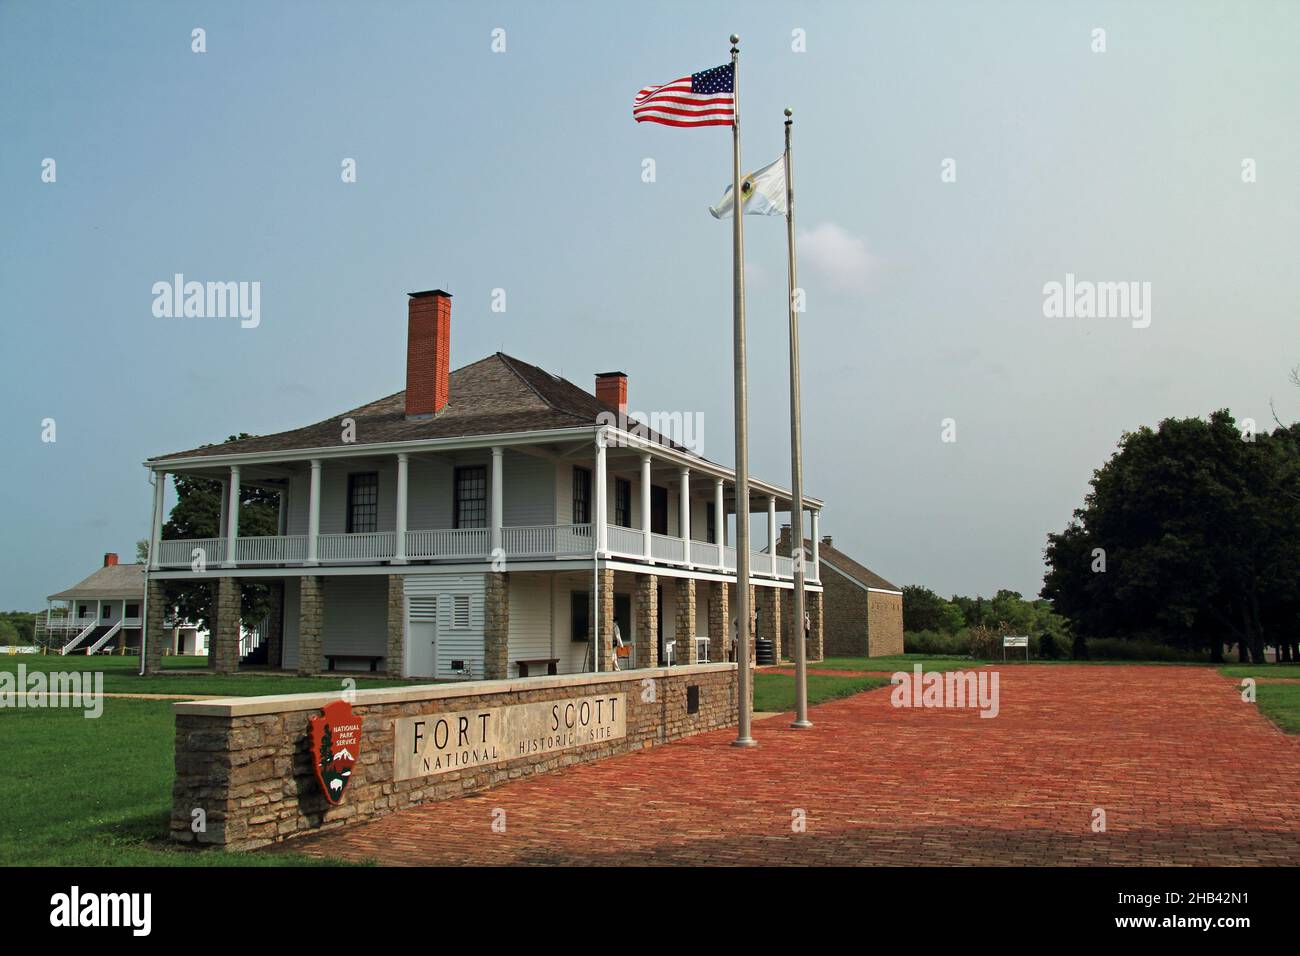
790, 720, 813, 729
731, 737, 758, 747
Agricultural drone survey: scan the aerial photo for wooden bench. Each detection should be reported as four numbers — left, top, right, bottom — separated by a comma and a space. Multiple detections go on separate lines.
515, 658, 560, 677
325, 654, 384, 673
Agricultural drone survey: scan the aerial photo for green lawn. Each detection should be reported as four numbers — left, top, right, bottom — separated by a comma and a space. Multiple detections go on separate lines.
1256, 684, 1300, 734
752, 672, 888, 713
1219, 663, 1300, 679
811, 654, 986, 673
1, 653, 425, 697
0, 699, 352, 866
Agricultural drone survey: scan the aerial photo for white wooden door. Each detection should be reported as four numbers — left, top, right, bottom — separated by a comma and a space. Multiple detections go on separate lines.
409, 621, 437, 678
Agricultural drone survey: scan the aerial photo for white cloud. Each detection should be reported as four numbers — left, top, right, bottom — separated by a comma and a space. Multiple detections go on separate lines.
797, 222, 877, 295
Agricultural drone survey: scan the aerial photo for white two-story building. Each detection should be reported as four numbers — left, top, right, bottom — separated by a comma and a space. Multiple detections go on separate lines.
141, 289, 826, 679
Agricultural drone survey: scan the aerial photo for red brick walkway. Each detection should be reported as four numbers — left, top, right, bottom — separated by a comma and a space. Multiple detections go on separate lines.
284, 665, 1300, 866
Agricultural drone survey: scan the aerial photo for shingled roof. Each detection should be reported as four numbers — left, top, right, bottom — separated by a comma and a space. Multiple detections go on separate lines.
150, 353, 695, 463
48, 563, 146, 602
817, 540, 901, 592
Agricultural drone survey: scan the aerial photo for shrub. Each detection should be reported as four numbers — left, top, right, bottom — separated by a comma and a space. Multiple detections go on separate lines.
1039, 632, 1060, 659
904, 629, 971, 655
1084, 637, 1209, 662
1071, 633, 1089, 660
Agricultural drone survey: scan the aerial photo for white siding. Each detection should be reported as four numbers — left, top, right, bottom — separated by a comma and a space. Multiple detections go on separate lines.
404, 574, 487, 680
282, 579, 301, 670
503, 450, 555, 526
507, 573, 553, 666
408, 457, 454, 530
321, 576, 389, 664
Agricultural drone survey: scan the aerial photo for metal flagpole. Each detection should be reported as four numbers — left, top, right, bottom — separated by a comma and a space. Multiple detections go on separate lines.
785, 108, 812, 729
729, 33, 756, 748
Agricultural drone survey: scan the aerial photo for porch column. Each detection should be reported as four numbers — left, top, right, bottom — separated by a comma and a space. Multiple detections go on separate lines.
707, 581, 729, 663
485, 572, 510, 679
808, 589, 825, 661
148, 471, 165, 570
222, 465, 240, 568
767, 495, 778, 575
810, 510, 821, 582
675, 577, 697, 664
210, 576, 240, 674
386, 574, 406, 677
393, 452, 409, 564
142, 578, 167, 674
635, 573, 658, 668
640, 453, 652, 559
679, 467, 690, 566
589, 567, 615, 670
305, 459, 322, 566
490, 445, 504, 556
594, 438, 607, 555
714, 478, 725, 567
297, 576, 323, 675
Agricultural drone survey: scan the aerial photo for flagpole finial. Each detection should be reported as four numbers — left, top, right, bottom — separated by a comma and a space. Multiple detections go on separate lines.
730, 33, 740, 51
784, 107, 793, 121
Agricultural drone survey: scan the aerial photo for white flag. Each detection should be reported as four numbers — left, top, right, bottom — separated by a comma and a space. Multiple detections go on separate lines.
709, 156, 787, 219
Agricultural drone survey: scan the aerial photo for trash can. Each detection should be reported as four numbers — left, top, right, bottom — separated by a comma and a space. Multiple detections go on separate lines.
755, 638, 776, 666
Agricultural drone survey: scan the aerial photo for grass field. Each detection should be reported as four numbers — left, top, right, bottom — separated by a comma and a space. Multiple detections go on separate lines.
0, 698, 351, 866
0, 654, 424, 697
811, 654, 981, 674
752, 671, 888, 712
1255, 683, 1300, 734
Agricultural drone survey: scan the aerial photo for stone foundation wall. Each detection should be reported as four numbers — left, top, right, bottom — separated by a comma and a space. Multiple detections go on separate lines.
297, 576, 323, 676
171, 662, 738, 851
211, 576, 241, 674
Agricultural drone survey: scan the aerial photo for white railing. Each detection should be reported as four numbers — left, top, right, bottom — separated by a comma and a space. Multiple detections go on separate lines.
651, 533, 686, 564
406, 528, 489, 560
606, 526, 646, 556
317, 531, 396, 563
553, 524, 595, 555
157, 537, 226, 568
236, 534, 308, 564
690, 540, 721, 567
84, 620, 123, 655
150, 524, 804, 580
60, 620, 98, 655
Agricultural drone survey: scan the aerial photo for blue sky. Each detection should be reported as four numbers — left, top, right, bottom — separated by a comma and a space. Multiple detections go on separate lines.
2, 1, 1297, 609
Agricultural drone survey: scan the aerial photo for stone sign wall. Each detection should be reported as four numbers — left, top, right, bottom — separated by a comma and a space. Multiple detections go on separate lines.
171, 663, 736, 851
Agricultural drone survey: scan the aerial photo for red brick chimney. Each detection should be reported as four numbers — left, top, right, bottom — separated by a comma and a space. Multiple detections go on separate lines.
595, 371, 628, 415
103, 552, 118, 567
406, 290, 452, 418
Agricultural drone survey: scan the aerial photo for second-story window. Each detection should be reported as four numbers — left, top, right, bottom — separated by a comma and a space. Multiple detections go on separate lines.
615, 478, 631, 528
346, 472, 379, 533
454, 466, 487, 528
572, 467, 592, 525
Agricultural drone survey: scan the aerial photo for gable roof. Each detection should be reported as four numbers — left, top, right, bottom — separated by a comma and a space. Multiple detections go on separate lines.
48, 563, 146, 602
805, 539, 901, 593
148, 352, 696, 463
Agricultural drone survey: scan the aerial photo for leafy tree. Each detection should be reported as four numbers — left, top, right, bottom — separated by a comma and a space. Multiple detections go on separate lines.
161, 435, 280, 632
1043, 411, 1300, 664
902, 586, 965, 633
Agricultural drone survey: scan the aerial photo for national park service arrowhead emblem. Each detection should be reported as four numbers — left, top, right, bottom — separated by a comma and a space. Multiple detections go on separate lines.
309, 700, 362, 805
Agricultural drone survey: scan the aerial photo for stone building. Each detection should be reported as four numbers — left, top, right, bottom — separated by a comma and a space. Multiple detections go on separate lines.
778, 528, 903, 658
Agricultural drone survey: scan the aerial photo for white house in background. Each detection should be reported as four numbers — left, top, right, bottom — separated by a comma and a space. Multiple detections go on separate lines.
141, 289, 827, 679
42, 553, 145, 655
42, 553, 209, 656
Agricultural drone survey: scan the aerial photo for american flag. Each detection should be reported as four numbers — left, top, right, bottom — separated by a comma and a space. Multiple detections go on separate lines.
633, 63, 735, 128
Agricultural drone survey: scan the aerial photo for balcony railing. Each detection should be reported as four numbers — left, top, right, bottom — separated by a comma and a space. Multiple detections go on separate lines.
154, 524, 817, 582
